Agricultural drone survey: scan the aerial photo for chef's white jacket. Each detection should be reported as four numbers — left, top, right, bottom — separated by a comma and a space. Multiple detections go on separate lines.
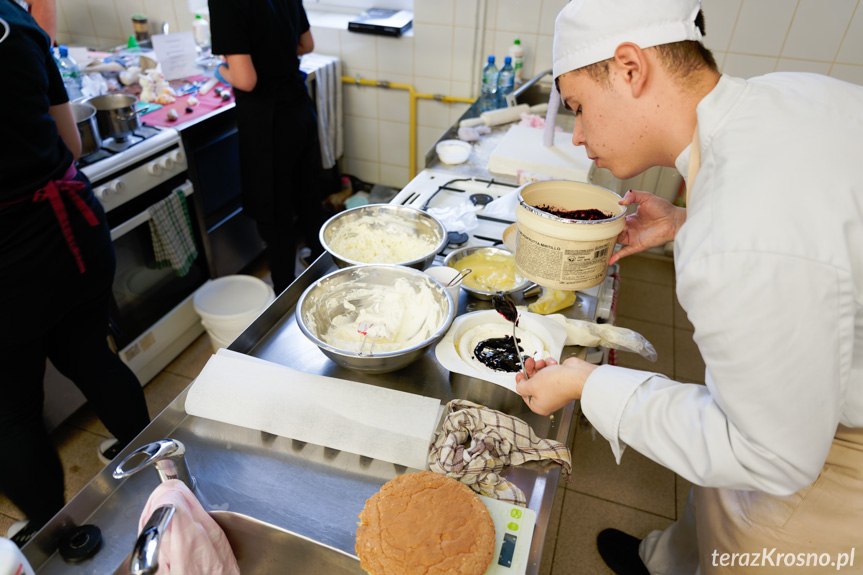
582, 74, 863, 496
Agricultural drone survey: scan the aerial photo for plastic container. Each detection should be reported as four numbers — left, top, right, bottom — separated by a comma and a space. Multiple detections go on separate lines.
192, 14, 210, 49
435, 139, 471, 164
509, 39, 524, 83
514, 181, 626, 290
480, 55, 498, 98
344, 191, 370, 209
424, 265, 462, 303
56, 45, 83, 101
0, 537, 36, 575
193, 275, 275, 351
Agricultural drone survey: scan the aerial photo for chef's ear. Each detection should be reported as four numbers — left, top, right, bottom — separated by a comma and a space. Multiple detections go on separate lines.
612, 43, 648, 98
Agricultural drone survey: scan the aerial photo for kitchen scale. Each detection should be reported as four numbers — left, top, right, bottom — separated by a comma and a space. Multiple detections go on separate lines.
479, 495, 537, 574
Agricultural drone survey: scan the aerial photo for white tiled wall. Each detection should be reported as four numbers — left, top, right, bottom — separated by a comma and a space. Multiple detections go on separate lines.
57, 0, 863, 189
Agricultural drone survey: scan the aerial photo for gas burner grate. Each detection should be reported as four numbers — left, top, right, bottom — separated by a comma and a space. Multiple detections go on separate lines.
421, 177, 518, 210
103, 134, 145, 153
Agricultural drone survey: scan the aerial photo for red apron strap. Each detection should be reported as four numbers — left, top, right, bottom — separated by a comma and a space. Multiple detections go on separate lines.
32, 168, 98, 274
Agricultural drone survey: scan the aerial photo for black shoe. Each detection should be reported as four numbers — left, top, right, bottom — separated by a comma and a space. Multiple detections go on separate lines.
97, 438, 126, 465
597, 528, 650, 575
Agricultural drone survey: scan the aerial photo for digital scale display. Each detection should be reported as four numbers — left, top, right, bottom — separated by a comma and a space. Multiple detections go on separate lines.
479, 495, 537, 575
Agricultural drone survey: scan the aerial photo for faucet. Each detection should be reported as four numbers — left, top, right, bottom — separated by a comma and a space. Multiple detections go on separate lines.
114, 439, 195, 575
113, 438, 196, 491
129, 504, 175, 575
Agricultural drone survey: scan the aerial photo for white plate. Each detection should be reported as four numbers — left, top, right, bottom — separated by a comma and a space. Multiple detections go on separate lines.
434, 310, 567, 393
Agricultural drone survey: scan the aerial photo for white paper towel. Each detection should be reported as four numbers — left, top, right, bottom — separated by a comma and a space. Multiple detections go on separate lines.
185, 350, 441, 470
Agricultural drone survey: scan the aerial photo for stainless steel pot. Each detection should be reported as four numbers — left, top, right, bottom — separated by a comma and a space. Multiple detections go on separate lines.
86, 93, 139, 141
71, 102, 101, 157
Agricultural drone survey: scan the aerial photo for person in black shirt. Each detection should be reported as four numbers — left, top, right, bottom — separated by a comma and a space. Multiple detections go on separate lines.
0, 0, 150, 546
208, 0, 325, 293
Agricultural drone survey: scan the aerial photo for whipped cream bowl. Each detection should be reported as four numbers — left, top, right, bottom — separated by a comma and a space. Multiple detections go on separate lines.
297, 265, 456, 374
320, 205, 447, 271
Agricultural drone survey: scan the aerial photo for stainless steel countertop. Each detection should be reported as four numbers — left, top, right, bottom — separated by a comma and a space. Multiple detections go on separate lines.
24, 253, 593, 575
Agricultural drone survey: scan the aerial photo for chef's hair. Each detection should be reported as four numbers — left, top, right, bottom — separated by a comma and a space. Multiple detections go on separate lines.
565, 10, 717, 89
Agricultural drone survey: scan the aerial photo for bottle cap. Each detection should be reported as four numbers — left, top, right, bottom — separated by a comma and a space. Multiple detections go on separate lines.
58, 45, 68, 57
514, 39, 521, 45
505, 56, 512, 64
487, 55, 495, 63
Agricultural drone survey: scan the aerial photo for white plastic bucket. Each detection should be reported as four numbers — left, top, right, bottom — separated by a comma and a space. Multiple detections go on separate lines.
514, 181, 626, 290
207, 331, 232, 354
193, 275, 275, 347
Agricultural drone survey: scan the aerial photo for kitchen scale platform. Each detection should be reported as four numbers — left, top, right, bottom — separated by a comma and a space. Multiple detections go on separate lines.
479, 495, 537, 574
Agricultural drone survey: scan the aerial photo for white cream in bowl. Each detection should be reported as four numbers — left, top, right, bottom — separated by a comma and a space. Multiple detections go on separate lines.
305, 276, 445, 354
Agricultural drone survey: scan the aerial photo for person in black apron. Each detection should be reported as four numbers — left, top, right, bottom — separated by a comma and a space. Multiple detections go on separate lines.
0, 0, 150, 546
208, 0, 325, 294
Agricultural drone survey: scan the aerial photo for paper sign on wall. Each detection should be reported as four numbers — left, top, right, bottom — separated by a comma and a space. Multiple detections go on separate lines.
151, 31, 198, 80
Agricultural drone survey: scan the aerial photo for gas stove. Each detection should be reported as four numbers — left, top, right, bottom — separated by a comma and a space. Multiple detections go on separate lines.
391, 168, 617, 323
391, 169, 521, 254
77, 124, 186, 214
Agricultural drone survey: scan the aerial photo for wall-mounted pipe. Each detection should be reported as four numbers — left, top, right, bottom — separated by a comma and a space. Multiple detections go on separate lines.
342, 76, 475, 178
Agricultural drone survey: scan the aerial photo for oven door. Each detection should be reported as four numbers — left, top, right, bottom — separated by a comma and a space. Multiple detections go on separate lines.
107, 179, 208, 353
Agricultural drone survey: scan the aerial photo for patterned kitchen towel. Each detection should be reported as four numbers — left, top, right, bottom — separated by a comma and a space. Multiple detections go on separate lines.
428, 399, 572, 507
300, 53, 342, 169
149, 189, 198, 277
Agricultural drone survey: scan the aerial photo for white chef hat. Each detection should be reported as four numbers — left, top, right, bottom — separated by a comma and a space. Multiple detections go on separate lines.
553, 0, 704, 80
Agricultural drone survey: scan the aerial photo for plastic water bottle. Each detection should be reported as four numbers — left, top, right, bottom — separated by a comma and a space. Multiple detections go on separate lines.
481, 55, 498, 97
509, 39, 524, 83
192, 14, 210, 51
0, 537, 36, 575
56, 45, 83, 101
497, 56, 515, 104
480, 55, 498, 110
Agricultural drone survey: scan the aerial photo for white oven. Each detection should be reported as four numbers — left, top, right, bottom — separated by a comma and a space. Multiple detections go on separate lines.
43, 125, 209, 430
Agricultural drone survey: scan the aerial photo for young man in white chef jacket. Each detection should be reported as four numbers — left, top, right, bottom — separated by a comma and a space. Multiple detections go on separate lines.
515, 1, 863, 573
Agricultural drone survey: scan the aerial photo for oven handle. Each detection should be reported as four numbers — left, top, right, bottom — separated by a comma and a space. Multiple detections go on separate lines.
110, 181, 194, 241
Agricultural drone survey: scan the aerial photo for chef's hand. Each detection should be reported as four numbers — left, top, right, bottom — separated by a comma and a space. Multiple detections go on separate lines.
608, 190, 686, 265
515, 357, 598, 415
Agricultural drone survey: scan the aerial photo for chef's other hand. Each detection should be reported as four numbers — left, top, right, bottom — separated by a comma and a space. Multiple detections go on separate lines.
609, 190, 687, 265
515, 357, 598, 415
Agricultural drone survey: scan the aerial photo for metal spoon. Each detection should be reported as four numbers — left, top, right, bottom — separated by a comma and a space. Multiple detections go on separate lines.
446, 268, 472, 288
491, 292, 529, 381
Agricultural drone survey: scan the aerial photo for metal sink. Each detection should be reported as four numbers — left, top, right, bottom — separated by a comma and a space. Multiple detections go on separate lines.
212, 511, 364, 574
111, 511, 364, 575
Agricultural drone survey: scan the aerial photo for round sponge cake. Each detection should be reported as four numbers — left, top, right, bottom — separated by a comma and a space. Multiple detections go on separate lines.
356, 471, 496, 575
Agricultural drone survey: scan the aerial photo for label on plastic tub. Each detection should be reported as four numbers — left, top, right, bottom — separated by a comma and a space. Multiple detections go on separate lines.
514, 226, 614, 290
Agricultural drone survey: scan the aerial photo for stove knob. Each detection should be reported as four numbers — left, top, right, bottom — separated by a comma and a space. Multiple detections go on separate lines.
169, 150, 185, 164
147, 162, 162, 176
158, 157, 175, 171
107, 180, 126, 196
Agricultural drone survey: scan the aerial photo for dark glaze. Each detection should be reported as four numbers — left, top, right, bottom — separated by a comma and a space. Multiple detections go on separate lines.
474, 336, 524, 373
536, 205, 611, 221
492, 293, 519, 325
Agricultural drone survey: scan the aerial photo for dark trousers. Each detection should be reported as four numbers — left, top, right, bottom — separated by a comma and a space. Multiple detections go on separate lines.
0, 185, 150, 527
237, 89, 325, 294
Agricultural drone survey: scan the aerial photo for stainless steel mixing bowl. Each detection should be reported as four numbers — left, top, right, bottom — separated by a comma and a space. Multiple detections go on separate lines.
296, 265, 456, 374
319, 205, 447, 270
443, 246, 532, 301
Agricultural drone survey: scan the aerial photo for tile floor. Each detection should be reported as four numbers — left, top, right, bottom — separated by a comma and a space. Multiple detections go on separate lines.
1, 252, 706, 575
